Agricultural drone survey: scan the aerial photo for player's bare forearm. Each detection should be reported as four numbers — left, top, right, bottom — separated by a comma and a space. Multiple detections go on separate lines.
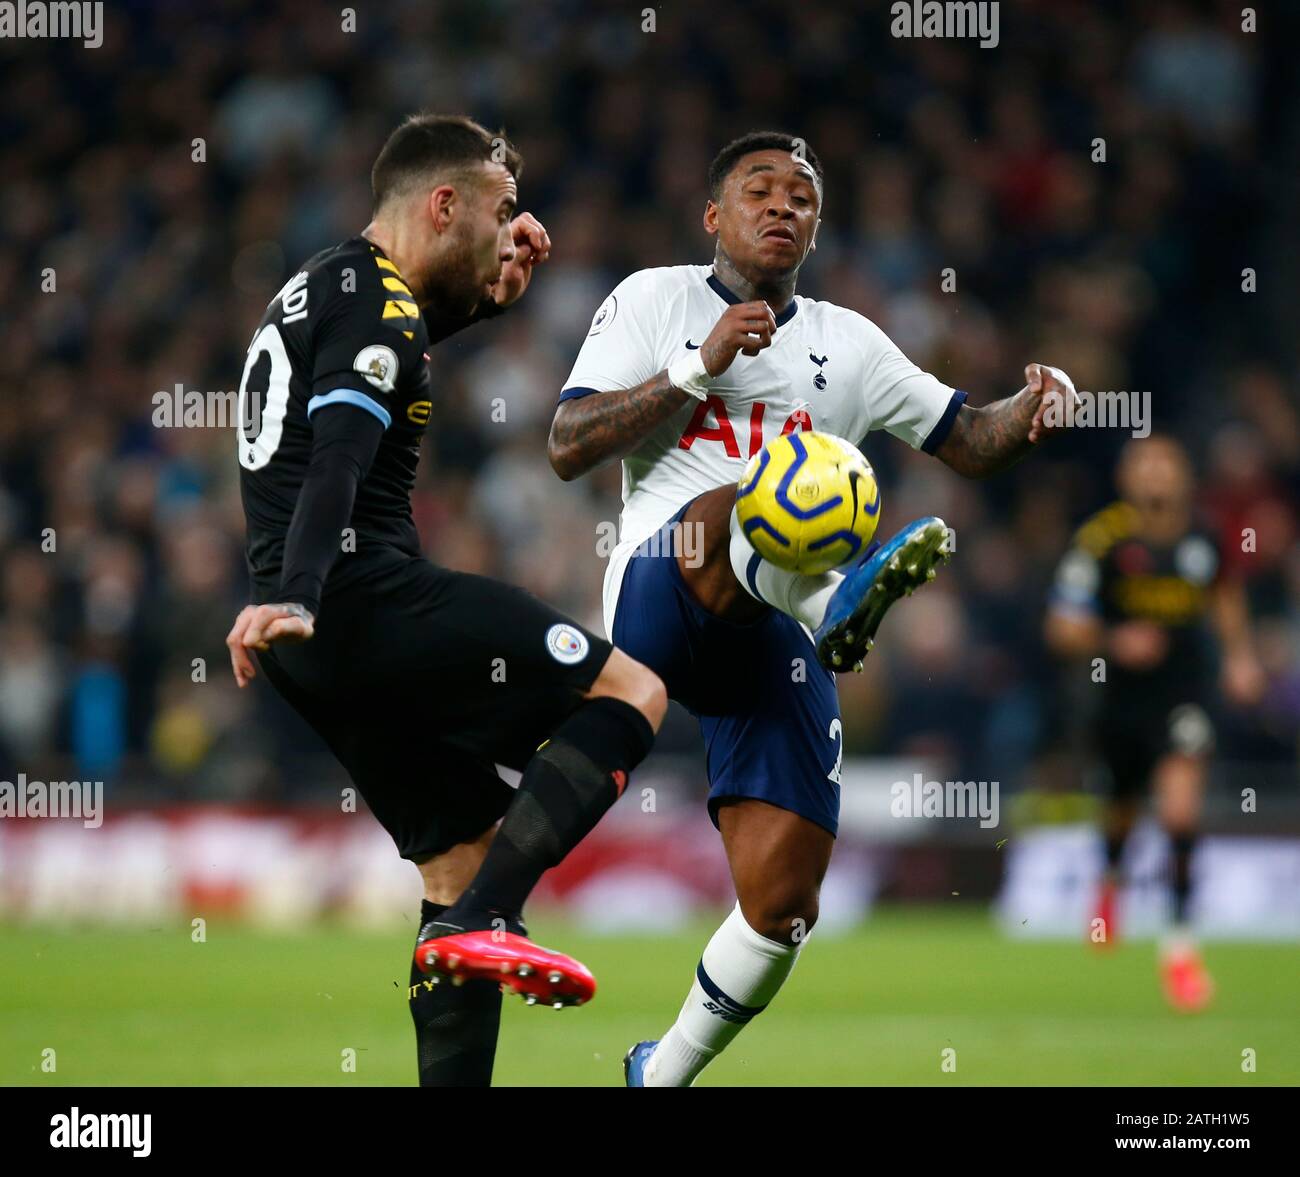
936, 391, 1037, 478
935, 364, 1077, 478
1211, 579, 1266, 704
1211, 579, 1253, 654
548, 372, 690, 481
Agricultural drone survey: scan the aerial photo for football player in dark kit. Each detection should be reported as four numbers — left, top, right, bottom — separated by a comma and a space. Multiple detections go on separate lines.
225, 114, 667, 1085
1047, 436, 1263, 1011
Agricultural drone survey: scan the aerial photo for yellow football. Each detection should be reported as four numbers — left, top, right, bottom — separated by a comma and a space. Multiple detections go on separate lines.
735, 431, 881, 574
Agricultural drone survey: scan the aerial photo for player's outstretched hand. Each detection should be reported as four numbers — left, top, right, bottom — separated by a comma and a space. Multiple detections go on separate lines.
490, 212, 551, 308
701, 300, 777, 376
1024, 362, 1080, 443
226, 602, 315, 688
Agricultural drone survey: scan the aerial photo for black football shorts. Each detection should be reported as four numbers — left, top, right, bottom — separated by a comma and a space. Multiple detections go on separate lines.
257, 555, 613, 861
1095, 692, 1215, 800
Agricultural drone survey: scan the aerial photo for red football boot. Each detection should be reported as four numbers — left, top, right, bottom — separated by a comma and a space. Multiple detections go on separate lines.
1160, 940, 1214, 1013
415, 929, 596, 1008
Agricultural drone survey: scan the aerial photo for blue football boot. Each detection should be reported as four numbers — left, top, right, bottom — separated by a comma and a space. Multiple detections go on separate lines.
813, 515, 950, 673
623, 1040, 658, 1086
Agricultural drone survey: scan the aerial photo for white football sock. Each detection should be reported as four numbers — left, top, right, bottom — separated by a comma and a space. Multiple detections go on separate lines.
728, 509, 841, 629
644, 903, 802, 1087
1160, 927, 1197, 958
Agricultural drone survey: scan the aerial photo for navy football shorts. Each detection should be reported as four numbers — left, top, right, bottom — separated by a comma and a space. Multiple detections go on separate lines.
610, 505, 842, 835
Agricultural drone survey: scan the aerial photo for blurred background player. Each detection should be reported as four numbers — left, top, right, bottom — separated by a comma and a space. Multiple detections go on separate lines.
1046, 436, 1264, 1012
550, 132, 1078, 1086
227, 114, 667, 1085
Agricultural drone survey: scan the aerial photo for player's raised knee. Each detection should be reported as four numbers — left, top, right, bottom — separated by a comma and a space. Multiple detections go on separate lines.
591, 648, 667, 732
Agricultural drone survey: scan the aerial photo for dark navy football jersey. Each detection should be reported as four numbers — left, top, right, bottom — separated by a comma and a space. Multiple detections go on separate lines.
238, 236, 433, 597
1052, 500, 1223, 695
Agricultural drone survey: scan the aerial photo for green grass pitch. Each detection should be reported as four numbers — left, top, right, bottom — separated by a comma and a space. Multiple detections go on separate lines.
3, 907, 1297, 1086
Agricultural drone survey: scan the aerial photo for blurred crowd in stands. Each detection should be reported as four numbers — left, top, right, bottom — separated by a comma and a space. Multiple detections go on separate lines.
0, 0, 1295, 809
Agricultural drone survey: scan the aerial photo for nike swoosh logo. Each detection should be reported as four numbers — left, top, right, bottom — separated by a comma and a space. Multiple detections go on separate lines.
848, 469, 860, 519
685, 340, 699, 349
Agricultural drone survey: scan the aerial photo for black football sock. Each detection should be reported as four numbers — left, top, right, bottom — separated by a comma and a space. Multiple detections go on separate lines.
1104, 831, 1126, 878
409, 899, 502, 1086
1169, 833, 1196, 927
447, 696, 655, 924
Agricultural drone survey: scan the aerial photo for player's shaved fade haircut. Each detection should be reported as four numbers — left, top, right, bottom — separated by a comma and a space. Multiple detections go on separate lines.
708, 131, 824, 203
371, 113, 522, 211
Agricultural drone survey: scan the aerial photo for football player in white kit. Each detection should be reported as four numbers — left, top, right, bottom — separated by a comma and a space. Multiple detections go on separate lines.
548, 133, 1078, 1086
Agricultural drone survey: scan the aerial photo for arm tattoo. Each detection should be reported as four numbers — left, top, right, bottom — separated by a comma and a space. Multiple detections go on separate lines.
548, 371, 690, 480
936, 389, 1038, 478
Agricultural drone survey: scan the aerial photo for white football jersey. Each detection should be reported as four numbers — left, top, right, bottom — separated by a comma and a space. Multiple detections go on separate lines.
560, 264, 964, 634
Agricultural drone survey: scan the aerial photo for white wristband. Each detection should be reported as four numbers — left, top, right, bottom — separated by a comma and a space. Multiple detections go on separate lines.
667, 349, 713, 401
